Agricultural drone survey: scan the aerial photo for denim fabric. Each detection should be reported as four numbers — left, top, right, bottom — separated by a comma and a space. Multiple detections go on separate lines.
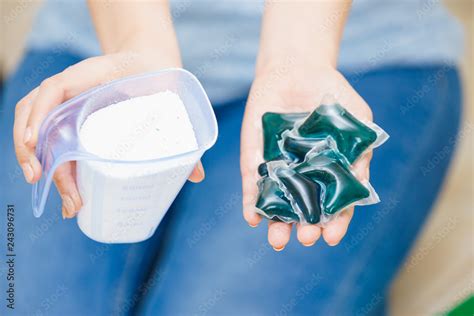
0, 50, 462, 316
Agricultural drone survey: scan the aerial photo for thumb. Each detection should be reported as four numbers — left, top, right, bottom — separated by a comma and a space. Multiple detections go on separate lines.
188, 161, 205, 183
352, 150, 373, 182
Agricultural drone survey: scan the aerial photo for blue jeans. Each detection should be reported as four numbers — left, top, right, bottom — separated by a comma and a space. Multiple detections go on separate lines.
0, 51, 462, 316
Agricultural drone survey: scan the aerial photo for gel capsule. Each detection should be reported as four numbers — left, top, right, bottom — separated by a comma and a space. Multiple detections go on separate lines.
281, 133, 332, 163
262, 112, 308, 161
255, 176, 299, 222
294, 149, 370, 215
297, 103, 377, 163
274, 168, 322, 224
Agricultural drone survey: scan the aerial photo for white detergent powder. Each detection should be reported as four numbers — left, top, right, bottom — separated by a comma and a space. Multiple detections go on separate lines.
76, 91, 200, 243
79, 90, 198, 162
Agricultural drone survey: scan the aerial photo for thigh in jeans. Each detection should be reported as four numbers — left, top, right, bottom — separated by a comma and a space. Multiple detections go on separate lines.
138, 66, 462, 316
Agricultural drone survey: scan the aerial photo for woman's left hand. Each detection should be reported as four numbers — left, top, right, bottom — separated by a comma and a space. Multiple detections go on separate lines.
240, 64, 374, 250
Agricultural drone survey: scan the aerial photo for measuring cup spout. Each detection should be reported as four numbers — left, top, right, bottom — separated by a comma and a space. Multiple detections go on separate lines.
32, 101, 91, 217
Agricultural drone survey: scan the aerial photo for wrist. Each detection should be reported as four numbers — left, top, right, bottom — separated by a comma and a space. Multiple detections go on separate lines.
256, 1, 348, 79
255, 57, 336, 81
114, 37, 182, 71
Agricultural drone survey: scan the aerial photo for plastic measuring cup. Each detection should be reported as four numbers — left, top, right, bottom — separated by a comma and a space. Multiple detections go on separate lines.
32, 69, 218, 243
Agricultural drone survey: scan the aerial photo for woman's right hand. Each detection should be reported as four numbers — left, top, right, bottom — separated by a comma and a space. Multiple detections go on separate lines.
13, 51, 205, 219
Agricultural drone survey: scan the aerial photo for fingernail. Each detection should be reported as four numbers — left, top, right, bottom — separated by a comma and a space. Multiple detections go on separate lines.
249, 223, 258, 228
23, 127, 32, 144
22, 163, 34, 183
302, 241, 316, 247
273, 246, 285, 252
61, 206, 66, 219
71, 192, 82, 214
62, 195, 75, 216
197, 163, 205, 177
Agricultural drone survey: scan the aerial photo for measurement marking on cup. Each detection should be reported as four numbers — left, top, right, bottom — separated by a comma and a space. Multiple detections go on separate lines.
76, 91, 200, 243
5, 204, 16, 310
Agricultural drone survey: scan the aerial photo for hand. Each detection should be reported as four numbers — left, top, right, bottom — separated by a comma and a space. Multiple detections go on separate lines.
240, 64, 373, 250
13, 50, 205, 219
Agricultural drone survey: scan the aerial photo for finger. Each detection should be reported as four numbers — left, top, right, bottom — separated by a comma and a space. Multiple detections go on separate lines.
241, 112, 264, 227
13, 89, 42, 183
19, 55, 132, 184
188, 161, 205, 183
240, 156, 262, 227
352, 150, 373, 181
322, 207, 354, 246
53, 162, 82, 219
296, 223, 322, 247
268, 221, 292, 251
23, 55, 125, 148
243, 207, 262, 228
23, 75, 66, 148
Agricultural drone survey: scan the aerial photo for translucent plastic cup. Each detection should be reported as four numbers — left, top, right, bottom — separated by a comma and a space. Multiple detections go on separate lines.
32, 69, 218, 243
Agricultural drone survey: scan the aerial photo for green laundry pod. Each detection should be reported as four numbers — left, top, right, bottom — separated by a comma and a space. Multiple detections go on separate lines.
294, 149, 370, 215
297, 103, 377, 163
262, 112, 308, 161
258, 162, 269, 177
281, 134, 321, 162
255, 176, 300, 222
273, 167, 322, 224
256, 98, 387, 226
280, 131, 334, 163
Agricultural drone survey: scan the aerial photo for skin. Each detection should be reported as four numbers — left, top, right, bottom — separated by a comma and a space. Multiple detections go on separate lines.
242, 0, 374, 250
241, 65, 373, 250
14, 0, 373, 249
